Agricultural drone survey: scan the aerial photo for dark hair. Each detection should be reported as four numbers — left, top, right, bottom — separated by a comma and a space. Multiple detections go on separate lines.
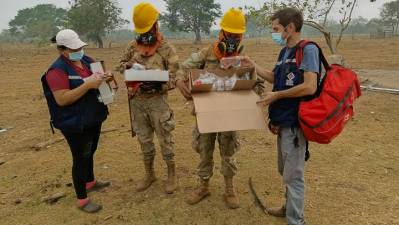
50, 36, 67, 50
270, 8, 303, 32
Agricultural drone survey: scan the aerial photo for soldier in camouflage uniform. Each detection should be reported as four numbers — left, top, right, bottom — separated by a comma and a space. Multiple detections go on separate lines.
117, 3, 183, 194
176, 8, 252, 209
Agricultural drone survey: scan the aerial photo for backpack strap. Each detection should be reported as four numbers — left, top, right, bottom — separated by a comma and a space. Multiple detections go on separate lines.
295, 40, 330, 71
295, 40, 331, 100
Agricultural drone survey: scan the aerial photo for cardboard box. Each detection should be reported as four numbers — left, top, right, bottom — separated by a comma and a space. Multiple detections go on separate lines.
124, 69, 169, 82
189, 67, 268, 133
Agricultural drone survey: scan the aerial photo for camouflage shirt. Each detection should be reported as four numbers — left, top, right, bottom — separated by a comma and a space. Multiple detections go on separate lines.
117, 40, 184, 90
181, 45, 219, 78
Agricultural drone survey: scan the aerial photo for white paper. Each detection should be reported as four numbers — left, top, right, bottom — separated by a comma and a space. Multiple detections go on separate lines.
90, 62, 114, 105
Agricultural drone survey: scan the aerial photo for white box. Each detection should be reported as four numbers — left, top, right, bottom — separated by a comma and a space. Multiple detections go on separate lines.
124, 69, 169, 82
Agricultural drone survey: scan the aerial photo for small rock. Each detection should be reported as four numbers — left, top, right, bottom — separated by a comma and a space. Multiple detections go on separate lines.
42, 192, 66, 204
66, 182, 72, 187
14, 199, 22, 205
0, 159, 5, 166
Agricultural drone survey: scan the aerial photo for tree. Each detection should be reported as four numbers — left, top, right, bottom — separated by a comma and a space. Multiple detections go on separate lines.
380, 0, 399, 33
245, 1, 283, 40
246, 0, 360, 54
68, 0, 128, 48
367, 18, 384, 32
161, 0, 222, 44
8, 4, 67, 41
343, 17, 366, 34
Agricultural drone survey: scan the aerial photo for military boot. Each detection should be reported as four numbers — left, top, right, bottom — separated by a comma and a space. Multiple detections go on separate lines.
223, 176, 240, 209
164, 161, 177, 194
136, 159, 156, 192
186, 179, 210, 205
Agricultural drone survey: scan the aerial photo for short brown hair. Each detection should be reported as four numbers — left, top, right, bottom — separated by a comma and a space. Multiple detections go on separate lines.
270, 8, 304, 32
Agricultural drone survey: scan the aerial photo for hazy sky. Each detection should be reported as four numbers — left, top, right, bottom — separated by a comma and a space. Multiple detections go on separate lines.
0, 0, 394, 31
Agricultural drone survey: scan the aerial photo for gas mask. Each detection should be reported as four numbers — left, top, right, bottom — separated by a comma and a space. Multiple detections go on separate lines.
136, 30, 157, 45
218, 32, 243, 55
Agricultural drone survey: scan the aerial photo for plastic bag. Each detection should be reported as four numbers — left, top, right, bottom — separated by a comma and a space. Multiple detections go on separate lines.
132, 63, 146, 70
220, 56, 242, 69
193, 72, 218, 86
224, 74, 238, 91
193, 71, 250, 91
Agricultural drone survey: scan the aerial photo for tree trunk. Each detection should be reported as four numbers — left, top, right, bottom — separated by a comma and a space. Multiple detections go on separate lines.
194, 29, 201, 44
96, 35, 104, 48
304, 20, 336, 55
325, 32, 337, 54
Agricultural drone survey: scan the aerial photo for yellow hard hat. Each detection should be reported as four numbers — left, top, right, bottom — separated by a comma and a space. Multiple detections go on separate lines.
220, 8, 246, 34
133, 2, 159, 34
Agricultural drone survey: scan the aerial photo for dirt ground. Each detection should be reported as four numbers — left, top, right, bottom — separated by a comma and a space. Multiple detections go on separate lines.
0, 37, 399, 225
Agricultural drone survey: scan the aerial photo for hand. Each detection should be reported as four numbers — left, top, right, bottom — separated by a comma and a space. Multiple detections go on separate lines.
84, 72, 104, 89
127, 87, 135, 99
125, 62, 133, 70
269, 124, 280, 135
176, 79, 192, 99
241, 56, 256, 68
104, 71, 114, 82
257, 91, 279, 106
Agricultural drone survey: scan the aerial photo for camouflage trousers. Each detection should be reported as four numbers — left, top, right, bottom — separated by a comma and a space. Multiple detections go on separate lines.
192, 125, 240, 179
130, 94, 175, 162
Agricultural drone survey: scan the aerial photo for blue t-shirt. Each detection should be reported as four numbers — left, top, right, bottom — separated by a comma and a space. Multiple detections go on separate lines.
277, 44, 320, 74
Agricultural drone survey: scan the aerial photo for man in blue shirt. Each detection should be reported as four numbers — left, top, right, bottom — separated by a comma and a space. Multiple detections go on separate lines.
243, 8, 320, 225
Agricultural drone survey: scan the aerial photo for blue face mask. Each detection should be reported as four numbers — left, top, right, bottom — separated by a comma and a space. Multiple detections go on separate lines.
69, 49, 84, 61
271, 32, 287, 46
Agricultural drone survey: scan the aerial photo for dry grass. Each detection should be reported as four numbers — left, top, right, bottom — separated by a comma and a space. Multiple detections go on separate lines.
0, 37, 398, 225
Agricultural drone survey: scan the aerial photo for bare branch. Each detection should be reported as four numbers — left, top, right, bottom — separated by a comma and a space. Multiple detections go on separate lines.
304, 20, 328, 34
336, 0, 357, 50
323, 0, 337, 27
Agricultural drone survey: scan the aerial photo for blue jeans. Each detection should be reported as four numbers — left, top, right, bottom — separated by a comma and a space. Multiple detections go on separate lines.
277, 127, 306, 225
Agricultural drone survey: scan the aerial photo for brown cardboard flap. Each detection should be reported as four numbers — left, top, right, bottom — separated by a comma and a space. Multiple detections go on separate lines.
192, 90, 267, 133
232, 80, 257, 90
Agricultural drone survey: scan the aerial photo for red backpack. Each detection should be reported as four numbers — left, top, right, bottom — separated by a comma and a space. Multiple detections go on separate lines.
296, 40, 361, 144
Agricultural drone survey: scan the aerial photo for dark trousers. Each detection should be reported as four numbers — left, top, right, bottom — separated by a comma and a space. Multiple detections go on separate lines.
62, 124, 102, 199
